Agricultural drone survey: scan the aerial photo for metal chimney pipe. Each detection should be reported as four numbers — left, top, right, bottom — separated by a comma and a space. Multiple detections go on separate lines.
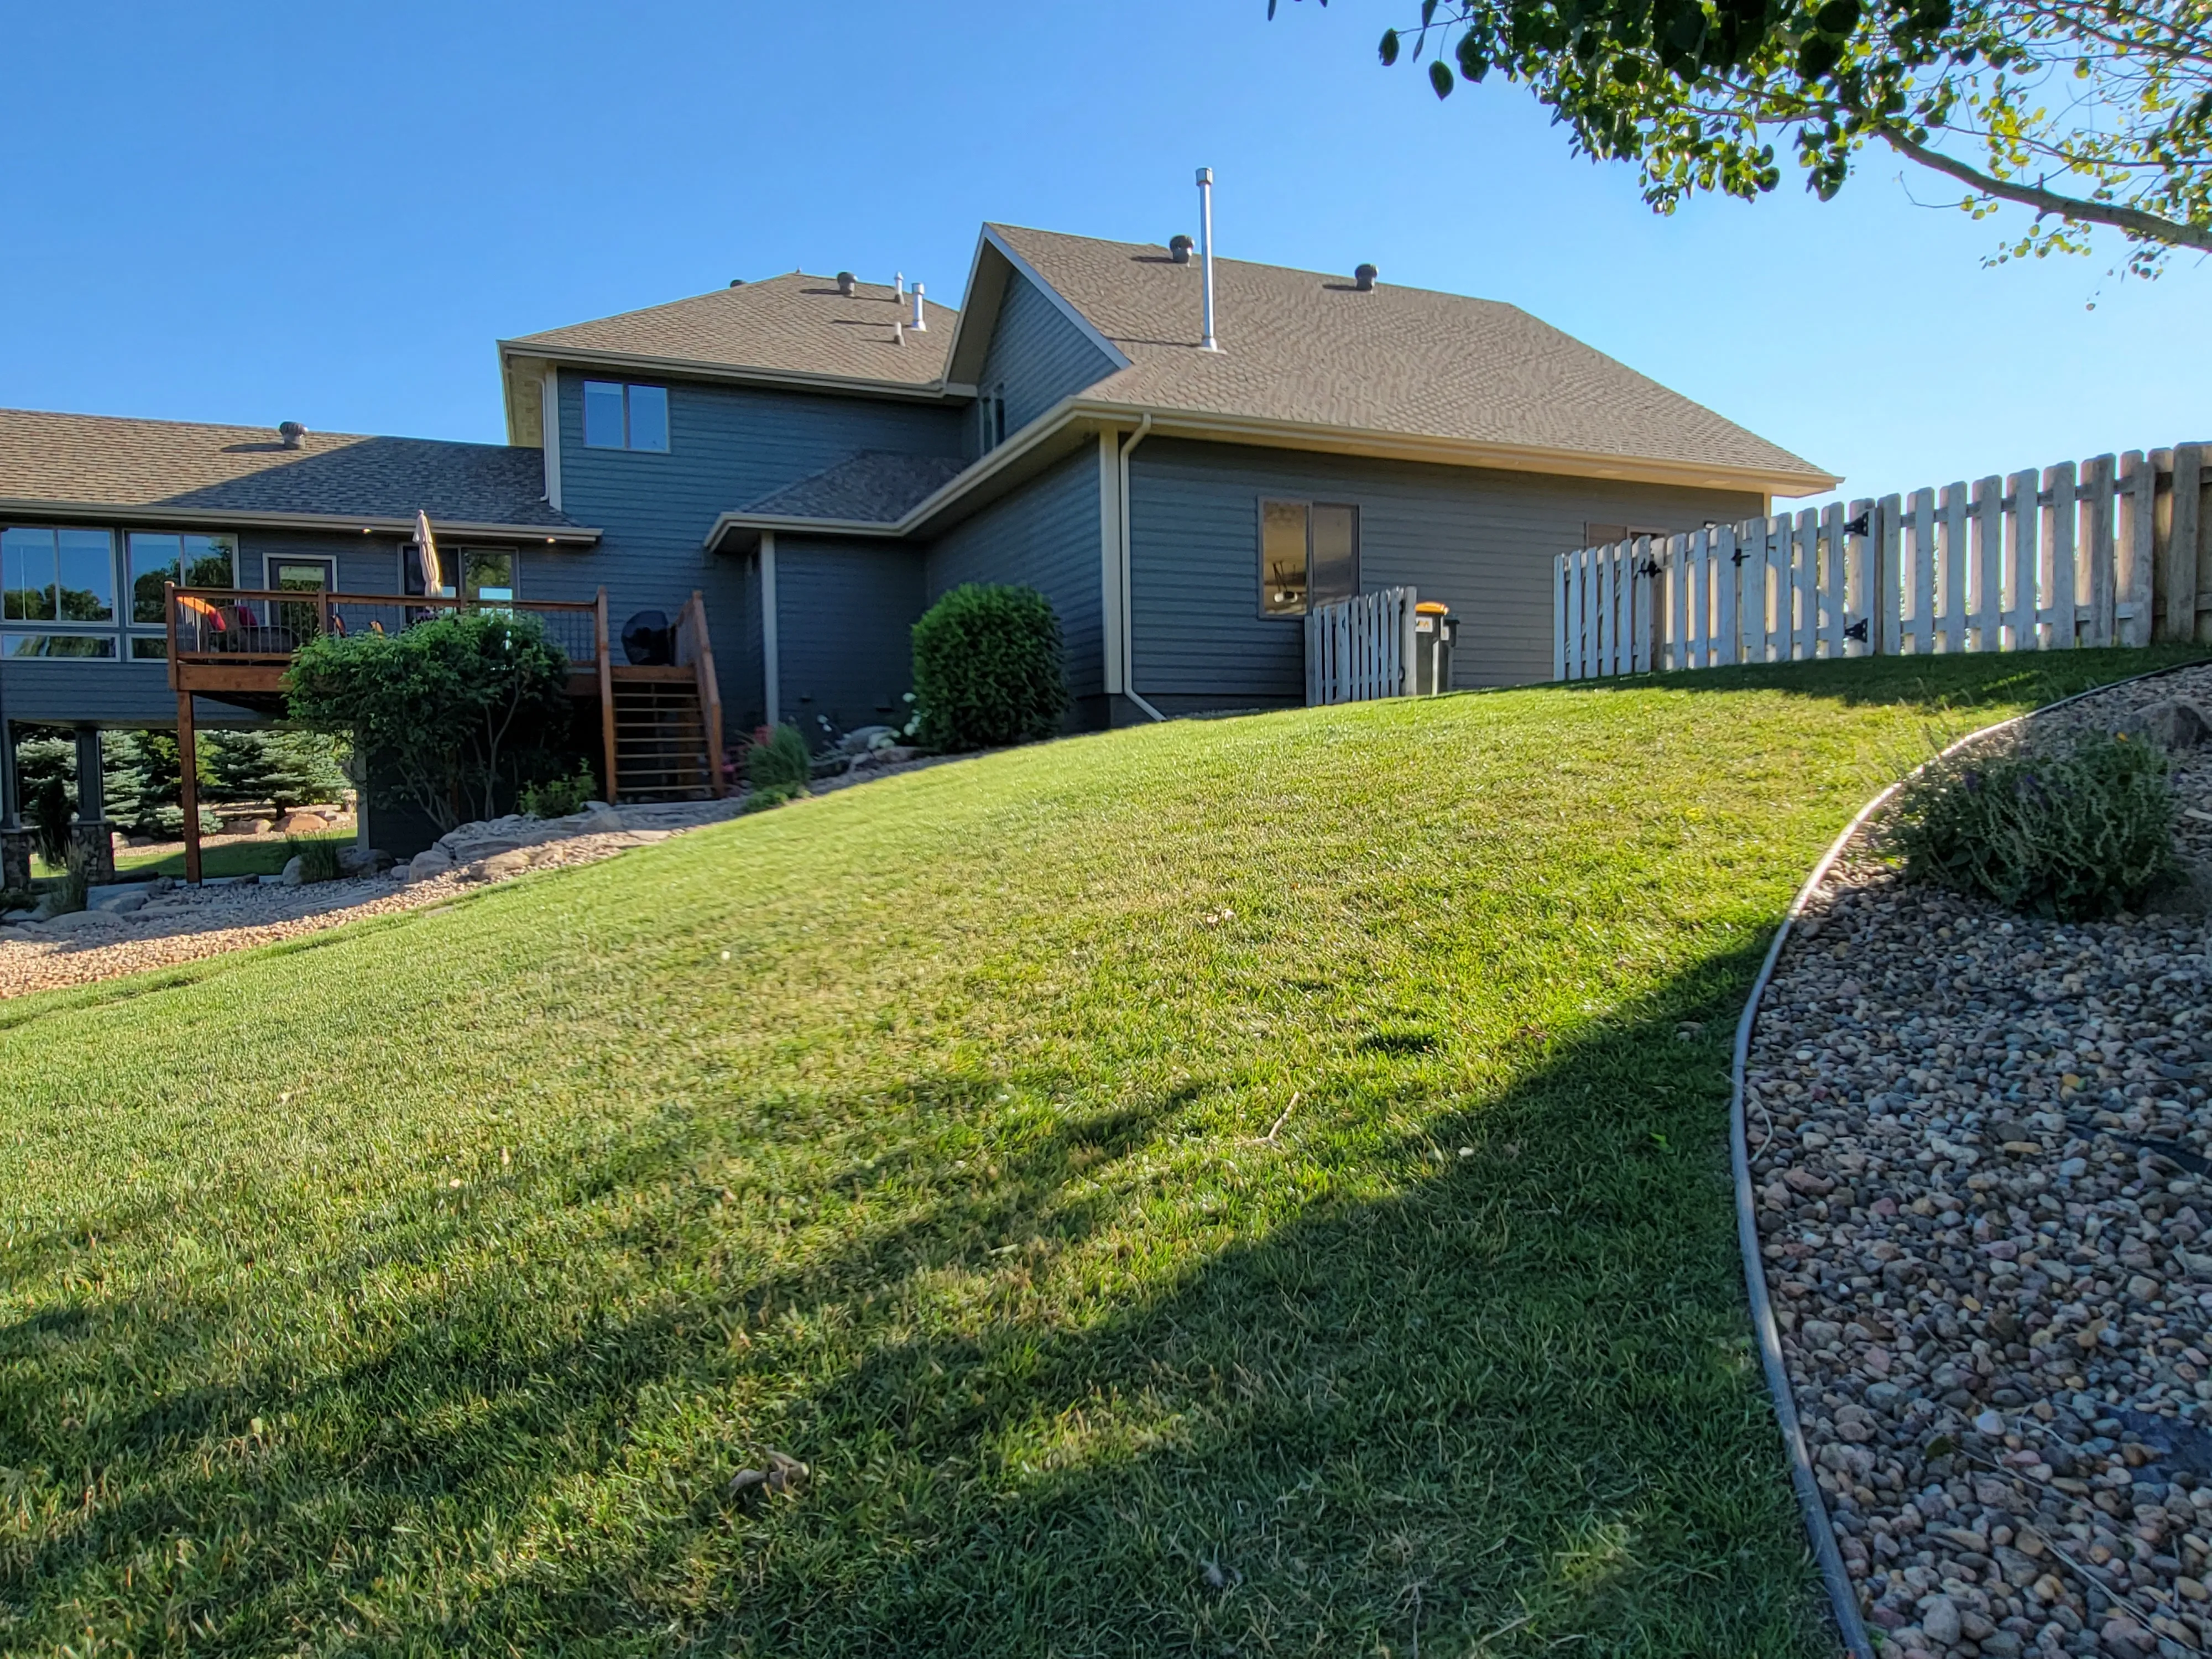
1196, 167, 1220, 353
912, 282, 927, 332
895, 272, 905, 303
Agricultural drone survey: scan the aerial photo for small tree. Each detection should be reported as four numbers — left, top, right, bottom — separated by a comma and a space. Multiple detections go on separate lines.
12, 731, 76, 866
910, 584, 1068, 752
201, 730, 352, 812
286, 611, 570, 833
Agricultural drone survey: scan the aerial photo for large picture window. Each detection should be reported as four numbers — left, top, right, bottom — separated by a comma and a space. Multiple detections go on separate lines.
582, 381, 670, 452
127, 531, 237, 624
1258, 499, 1359, 617
3, 525, 115, 623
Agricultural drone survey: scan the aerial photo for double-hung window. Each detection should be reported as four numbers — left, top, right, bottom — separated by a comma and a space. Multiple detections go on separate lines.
3, 525, 119, 658
1258, 499, 1359, 617
582, 381, 670, 452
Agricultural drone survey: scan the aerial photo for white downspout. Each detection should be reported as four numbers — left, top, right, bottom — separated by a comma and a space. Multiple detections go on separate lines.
1118, 415, 1165, 723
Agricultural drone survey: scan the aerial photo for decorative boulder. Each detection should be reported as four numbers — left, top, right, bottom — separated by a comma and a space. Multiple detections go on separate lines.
278, 812, 330, 835
407, 848, 455, 884
2123, 697, 2211, 752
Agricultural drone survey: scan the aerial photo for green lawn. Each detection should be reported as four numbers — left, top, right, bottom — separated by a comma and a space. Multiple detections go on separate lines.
28, 830, 353, 886
1, 649, 2199, 1656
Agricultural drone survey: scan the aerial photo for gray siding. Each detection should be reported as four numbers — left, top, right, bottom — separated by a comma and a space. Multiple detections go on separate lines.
1128, 439, 1766, 702
551, 371, 962, 706
924, 450, 1103, 702
972, 273, 1117, 455
775, 539, 925, 742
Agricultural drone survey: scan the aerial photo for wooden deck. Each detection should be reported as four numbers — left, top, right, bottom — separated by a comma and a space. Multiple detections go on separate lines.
165, 583, 724, 883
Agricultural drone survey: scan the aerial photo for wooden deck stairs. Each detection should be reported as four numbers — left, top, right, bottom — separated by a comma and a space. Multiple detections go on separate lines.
609, 671, 717, 801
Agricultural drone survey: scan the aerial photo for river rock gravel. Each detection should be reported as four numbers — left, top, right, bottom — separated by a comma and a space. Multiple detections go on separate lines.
1750, 662, 2212, 1659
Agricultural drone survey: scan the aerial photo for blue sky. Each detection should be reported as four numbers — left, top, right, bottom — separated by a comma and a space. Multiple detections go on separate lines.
4, 0, 2204, 499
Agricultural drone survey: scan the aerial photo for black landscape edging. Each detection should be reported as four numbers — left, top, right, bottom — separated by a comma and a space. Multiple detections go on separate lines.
1730, 659, 2206, 1659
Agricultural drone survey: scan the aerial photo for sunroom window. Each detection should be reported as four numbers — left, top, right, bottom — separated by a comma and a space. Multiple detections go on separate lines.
127, 531, 237, 624
3, 525, 115, 623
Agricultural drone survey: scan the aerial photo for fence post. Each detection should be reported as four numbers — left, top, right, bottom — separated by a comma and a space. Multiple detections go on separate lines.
2002, 469, 2037, 651
1844, 499, 1871, 656
1666, 534, 1687, 670
1873, 495, 1901, 655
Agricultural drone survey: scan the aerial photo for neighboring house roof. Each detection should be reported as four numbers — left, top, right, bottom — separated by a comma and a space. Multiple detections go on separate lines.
507, 274, 958, 388
0, 408, 591, 539
979, 225, 1833, 492
742, 451, 971, 523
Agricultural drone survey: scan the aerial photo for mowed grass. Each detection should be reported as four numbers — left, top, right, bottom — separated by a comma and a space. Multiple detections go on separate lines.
2, 649, 2200, 1657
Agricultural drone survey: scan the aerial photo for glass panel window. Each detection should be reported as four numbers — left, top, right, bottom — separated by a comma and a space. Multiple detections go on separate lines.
3, 528, 59, 621
130, 635, 168, 660
126, 531, 233, 625
57, 528, 115, 622
1259, 501, 1310, 616
461, 549, 515, 603
127, 531, 182, 623
3, 632, 116, 658
626, 385, 669, 452
582, 380, 670, 451
1311, 504, 1359, 605
1258, 500, 1359, 616
183, 533, 237, 589
583, 380, 627, 448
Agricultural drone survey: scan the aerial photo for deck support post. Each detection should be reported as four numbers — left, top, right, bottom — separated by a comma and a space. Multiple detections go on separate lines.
176, 692, 202, 886
594, 588, 618, 806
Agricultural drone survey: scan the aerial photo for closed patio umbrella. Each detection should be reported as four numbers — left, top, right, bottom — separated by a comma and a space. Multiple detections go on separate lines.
414, 509, 444, 598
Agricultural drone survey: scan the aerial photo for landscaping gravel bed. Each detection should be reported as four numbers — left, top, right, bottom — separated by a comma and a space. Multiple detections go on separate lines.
1749, 662, 2212, 1659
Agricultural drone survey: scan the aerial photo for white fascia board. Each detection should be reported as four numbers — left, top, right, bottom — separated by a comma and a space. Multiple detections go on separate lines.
977, 229, 1134, 374
1060, 401, 1843, 498
496, 340, 964, 405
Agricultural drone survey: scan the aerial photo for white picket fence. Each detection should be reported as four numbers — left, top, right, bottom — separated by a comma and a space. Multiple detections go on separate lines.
1306, 586, 1419, 705
1554, 442, 2210, 679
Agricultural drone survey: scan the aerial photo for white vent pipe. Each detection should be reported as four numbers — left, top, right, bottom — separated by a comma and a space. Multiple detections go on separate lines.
1197, 167, 1220, 353
912, 282, 927, 332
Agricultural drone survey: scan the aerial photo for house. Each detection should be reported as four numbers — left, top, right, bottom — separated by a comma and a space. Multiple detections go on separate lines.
0, 212, 1834, 877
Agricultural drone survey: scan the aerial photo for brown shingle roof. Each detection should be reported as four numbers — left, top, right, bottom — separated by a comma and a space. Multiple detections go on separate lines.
987, 225, 1833, 490
508, 274, 958, 386
743, 451, 970, 522
0, 408, 578, 530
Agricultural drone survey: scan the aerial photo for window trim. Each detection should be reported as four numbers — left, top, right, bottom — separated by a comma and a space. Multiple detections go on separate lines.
581, 379, 672, 453
1254, 497, 1361, 620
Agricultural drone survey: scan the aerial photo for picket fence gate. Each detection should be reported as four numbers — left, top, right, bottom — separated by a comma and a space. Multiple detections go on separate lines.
1554, 442, 2211, 680
1307, 586, 1419, 705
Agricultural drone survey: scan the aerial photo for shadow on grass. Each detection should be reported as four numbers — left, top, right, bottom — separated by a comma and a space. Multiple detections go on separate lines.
0, 936, 1841, 1658
1559, 644, 2208, 711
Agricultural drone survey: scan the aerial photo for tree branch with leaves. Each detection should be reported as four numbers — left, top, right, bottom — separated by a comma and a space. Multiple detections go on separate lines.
1276, 0, 2210, 269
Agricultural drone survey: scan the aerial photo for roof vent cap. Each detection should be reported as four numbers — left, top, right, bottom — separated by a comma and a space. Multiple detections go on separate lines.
278, 420, 307, 448
729, 278, 745, 288
1169, 234, 1194, 265
1354, 264, 1379, 291
836, 270, 856, 296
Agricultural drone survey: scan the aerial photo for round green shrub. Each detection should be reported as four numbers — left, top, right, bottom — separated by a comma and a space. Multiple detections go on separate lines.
910, 584, 1067, 752
1884, 731, 2178, 920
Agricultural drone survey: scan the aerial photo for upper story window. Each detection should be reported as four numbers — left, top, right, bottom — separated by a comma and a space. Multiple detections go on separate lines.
3, 525, 116, 624
1258, 499, 1359, 617
583, 380, 670, 452
127, 531, 237, 624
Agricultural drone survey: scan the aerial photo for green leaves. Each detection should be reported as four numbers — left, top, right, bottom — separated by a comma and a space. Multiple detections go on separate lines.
1327, 0, 2212, 261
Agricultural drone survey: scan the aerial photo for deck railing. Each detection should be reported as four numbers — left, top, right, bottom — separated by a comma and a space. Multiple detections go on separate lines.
165, 586, 607, 670
672, 589, 727, 796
